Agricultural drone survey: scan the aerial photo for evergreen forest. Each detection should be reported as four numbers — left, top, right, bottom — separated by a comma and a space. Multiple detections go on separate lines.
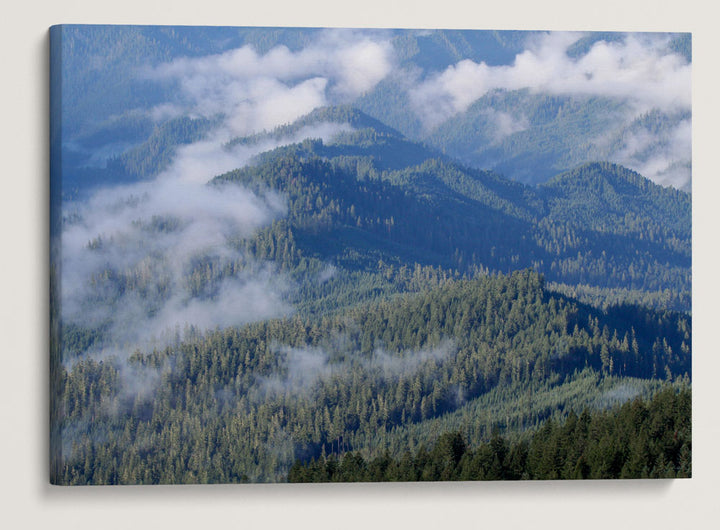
50, 26, 692, 485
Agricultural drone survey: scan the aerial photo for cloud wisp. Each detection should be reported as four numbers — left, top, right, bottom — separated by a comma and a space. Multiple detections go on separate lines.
60, 175, 291, 355
608, 116, 692, 190
256, 339, 457, 400
144, 29, 394, 138
166, 122, 353, 184
411, 32, 690, 129
410, 32, 691, 188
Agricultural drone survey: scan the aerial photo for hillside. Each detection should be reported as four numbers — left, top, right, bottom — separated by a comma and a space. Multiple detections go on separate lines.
56, 271, 690, 484
289, 387, 692, 482
424, 91, 629, 183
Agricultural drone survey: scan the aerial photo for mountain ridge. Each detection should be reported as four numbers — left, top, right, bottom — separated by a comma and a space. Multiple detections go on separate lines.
213, 119, 690, 306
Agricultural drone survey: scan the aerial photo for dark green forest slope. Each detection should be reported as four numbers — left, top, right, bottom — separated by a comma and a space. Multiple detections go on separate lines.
289, 387, 691, 482
56, 271, 689, 484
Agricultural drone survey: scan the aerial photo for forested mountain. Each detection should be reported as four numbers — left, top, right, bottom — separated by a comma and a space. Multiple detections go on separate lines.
213, 110, 690, 308
424, 91, 629, 183
289, 387, 691, 482
68, 102, 690, 303
51, 26, 692, 485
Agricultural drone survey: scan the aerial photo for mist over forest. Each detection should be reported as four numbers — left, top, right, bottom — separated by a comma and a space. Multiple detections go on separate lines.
50, 26, 691, 484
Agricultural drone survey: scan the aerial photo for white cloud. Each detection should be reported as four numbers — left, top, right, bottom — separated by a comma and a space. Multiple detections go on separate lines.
486, 109, 530, 143
368, 339, 456, 377
59, 124, 360, 355
149, 271, 292, 333
258, 345, 333, 398
411, 32, 690, 129
164, 122, 352, 184
60, 174, 290, 346
145, 30, 394, 137
607, 116, 692, 190
410, 32, 691, 187
256, 338, 456, 400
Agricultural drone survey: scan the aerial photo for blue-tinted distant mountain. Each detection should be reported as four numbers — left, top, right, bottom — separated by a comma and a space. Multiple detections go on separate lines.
566, 31, 691, 63
355, 31, 692, 189
61, 115, 216, 197
59, 26, 530, 143
355, 30, 536, 140
415, 90, 691, 188
422, 90, 628, 184
393, 29, 531, 70
58, 27, 536, 168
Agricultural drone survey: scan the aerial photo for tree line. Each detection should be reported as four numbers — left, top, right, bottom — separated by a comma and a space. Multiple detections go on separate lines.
289, 386, 691, 482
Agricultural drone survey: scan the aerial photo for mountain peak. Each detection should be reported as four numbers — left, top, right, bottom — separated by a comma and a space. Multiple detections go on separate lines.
543, 162, 667, 196
540, 161, 691, 239
292, 105, 405, 138
224, 105, 406, 152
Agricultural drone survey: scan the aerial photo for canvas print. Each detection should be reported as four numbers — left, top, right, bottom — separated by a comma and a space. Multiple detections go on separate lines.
49, 25, 691, 485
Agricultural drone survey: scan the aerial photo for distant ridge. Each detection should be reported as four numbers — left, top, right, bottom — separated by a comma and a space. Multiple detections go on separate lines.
541, 162, 691, 236
225, 105, 406, 150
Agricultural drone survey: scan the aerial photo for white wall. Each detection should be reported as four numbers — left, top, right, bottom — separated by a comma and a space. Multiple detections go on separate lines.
2, 1, 718, 529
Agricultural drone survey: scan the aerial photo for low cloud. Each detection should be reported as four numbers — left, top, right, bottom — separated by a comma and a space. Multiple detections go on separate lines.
145, 30, 394, 138
256, 338, 457, 400
317, 264, 338, 284
259, 345, 333, 398
411, 32, 690, 129
608, 117, 692, 190
410, 32, 691, 187
60, 124, 347, 359
61, 30, 393, 362
595, 384, 642, 409
59, 162, 295, 412
61, 176, 291, 352
166, 122, 353, 184
368, 339, 456, 378
486, 109, 530, 143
